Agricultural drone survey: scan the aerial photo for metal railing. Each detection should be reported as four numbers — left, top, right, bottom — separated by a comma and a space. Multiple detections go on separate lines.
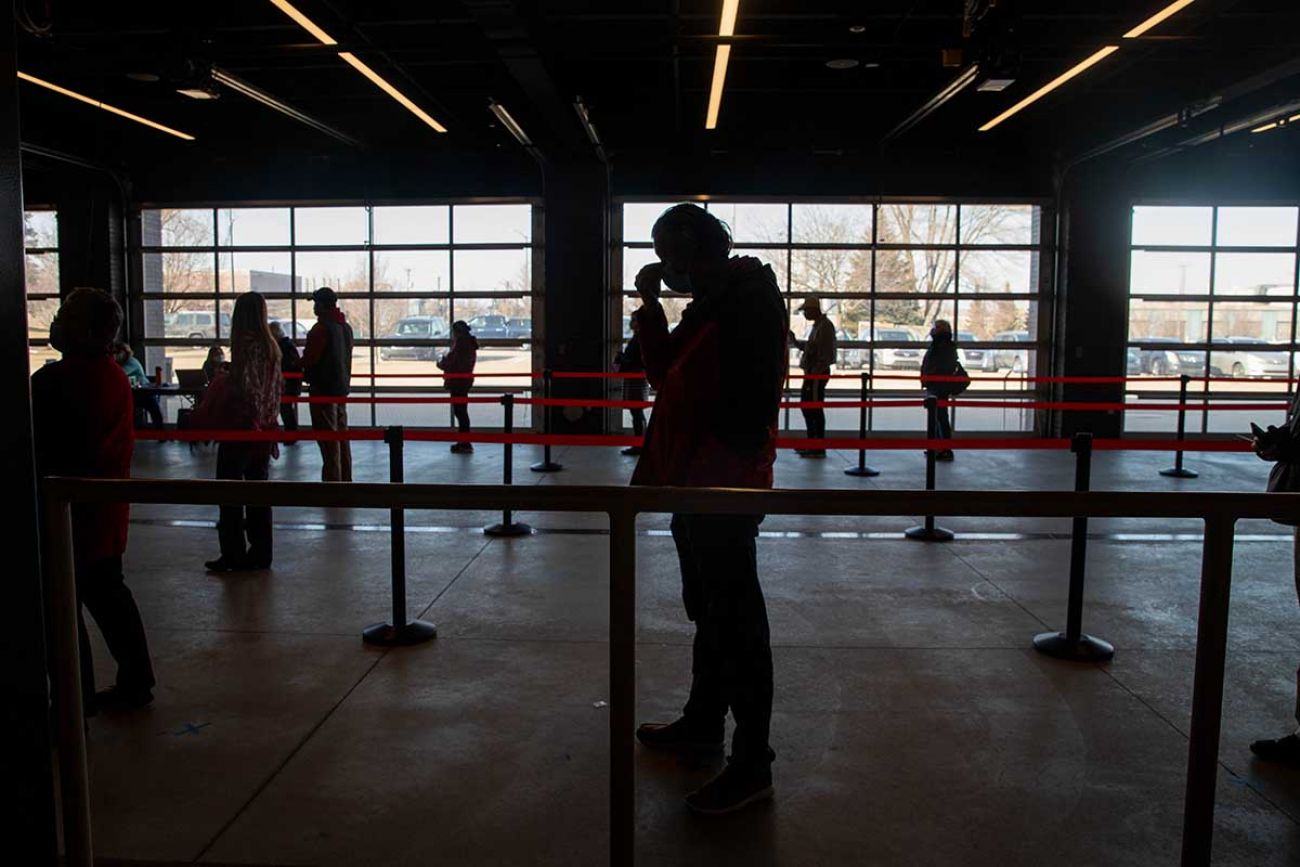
41, 477, 1300, 867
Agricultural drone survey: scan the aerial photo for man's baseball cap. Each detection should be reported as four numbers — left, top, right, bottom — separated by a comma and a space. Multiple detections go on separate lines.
312, 286, 337, 306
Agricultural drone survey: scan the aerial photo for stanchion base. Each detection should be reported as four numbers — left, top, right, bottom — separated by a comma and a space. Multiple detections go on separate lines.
1159, 467, 1199, 479
362, 619, 437, 648
844, 465, 881, 478
483, 522, 534, 538
530, 461, 564, 473
904, 525, 955, 543
1032, 631, 1115, 662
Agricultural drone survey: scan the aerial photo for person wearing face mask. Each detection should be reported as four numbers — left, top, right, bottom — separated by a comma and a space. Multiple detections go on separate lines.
788, 297, 836, 458
920, 319, 962, 462
629, 203, 788, 815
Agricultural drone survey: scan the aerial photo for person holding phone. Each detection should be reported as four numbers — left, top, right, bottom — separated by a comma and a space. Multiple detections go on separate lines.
1249, 399, 1300, 767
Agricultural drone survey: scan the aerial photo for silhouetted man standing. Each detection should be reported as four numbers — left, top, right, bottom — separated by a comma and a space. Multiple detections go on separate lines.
631, 203, 787, 815
302, 287, 354, 481
789, 296, 836, 458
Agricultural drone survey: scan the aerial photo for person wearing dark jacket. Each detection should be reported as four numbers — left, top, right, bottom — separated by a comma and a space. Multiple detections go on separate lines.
270, 321, 303, 443
920, 319, 960, 462
33, 288, 155, 713
437, 320, 478, 453
615, 310, 647, 456
301, 287, 354, 481
631, 203, 787, 816
789, 296, 836, 458
1249, 393, 1300, 767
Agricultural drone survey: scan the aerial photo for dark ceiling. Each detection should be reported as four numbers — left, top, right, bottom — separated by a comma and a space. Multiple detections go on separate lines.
13, 0, 1300, 197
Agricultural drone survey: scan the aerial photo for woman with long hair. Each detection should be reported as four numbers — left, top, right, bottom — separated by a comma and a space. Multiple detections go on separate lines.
191, 292, 282, 572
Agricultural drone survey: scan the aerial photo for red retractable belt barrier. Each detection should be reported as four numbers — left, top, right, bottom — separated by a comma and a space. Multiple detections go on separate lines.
283, 395, 503, 405
136, 428, 385, 443
937, 399, 1290, 412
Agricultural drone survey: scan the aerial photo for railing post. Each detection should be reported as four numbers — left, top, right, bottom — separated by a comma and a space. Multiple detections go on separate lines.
905, 395, 953, 542
531, 369, 564, 473
1161, 374, 1199, 479
608, 506, 636, 867
1179, 516, 1236, 867
484, 394, 533, 537
364, 426, 436, 646
1033, 433, 1114, 661
45, 492, 93, 867
844, 371, 880, 478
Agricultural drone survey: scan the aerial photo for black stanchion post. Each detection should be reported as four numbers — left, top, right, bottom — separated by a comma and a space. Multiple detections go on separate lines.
905, 395, 954, 542
363, 426, 436, 646
1161, 373, 1199, 479
844, 370, 880, 478
1033, 433, 1114, 661
531, 369, 564, 473
485, 394, 533, 537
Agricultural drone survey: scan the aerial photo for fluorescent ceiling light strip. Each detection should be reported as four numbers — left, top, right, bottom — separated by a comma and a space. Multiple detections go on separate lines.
1124, 0, 1197, 39
719, 0, 740, 37
337, 51, 447, 133
979, 46, 1119, 132
489, 101, 532, 147
1251, 122, 1279, 133
268, 0, 337, 45
705, 45, 732, 129
210, 67, 359, 146
16, 71, 195, 140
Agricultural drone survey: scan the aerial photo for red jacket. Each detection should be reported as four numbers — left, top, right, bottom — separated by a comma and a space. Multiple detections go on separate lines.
631, 257, 788, 489
32, 354, 135, 564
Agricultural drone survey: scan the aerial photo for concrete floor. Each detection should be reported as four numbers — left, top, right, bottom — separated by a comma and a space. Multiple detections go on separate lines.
85, 440, 1300, 866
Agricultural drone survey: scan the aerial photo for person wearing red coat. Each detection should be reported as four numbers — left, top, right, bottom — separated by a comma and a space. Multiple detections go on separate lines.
630, 204, 788, 815
32, 288, 154, 713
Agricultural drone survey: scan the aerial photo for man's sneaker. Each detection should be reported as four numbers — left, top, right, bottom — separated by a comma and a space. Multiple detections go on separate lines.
635, 718, 724, 752
450, 442, 474, 454
621, 446, 642, 456
935, 449, 955, 462
94, 685, 154, 713
1250, 733, 1300, 767
204, 557, 247, 573
685, 762, 774, 815
799, 449, 827, 459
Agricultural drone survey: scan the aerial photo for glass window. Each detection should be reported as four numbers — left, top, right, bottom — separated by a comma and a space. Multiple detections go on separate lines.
375, 299, 452, 343
142, 250, 215, 294
1211, 301, 1294, 344
708, 202, 788, 244
24, 210, 58, 248
1216, 207, 1298, 248
790, 247, 865, 294
373, 206, 449, 245
877, 247, 957, 294
958, 250, 1036, 293
621, 246, 659, 292
453, 249, 531, 294
220, 251, 293, 295
24, 252, 59, 296
878, 204, 957, 245
295, 250, 368, 295
1129, 251, 1212, 294
1132, 206, 1213, 246
1128, 299, 1209, 343
959, 298, 1033, 342
373, 250, 450, 293
159, 209, 214, 247
452, 204, 531, 244
621, 202, 678, 243
792, 204, 871, 245
217, 208, 290, 246
294, 207, 369, 246
1212, 252, 1295, 296
960, 205, 1035, 245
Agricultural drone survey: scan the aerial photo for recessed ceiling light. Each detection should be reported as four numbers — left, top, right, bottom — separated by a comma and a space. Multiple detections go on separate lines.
126, 72, 160, 82
176, 87, 220, 100
862, 62, 881, 69
848, 25, 866, 34
826, 58, 859, 70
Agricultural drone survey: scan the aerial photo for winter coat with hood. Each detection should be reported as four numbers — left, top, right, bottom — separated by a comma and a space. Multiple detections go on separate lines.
631, 256, 788, 490
438, 333, 479, 396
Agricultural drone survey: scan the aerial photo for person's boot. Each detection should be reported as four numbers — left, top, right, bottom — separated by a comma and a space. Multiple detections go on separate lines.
621, 446, 642, 456
636, 717, 724, 752
205, 556, 248, 573
685, 760, 774, 815
1250, 733, 1300, 767
799, 449, 827, 459
936, 449, 955, 462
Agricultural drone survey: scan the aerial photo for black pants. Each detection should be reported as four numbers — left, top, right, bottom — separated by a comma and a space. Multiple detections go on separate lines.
76, 555, 155, 704
280, 392, 300, 433
630, 408, 646, 437
216, 443, 273, 565
134, 391, 164, 429
925, 391, 953, 439
450, 388, 471, 440
670, 513, 775, 766
801, 377, 827, 441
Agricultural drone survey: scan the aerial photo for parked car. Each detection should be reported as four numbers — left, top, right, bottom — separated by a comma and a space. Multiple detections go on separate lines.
1209, 337, 1290, 378
378, 315, 449, 361
956, 331, 997, 372
465, 314, 511, 339
505, 317, 532, 340
863, 326, 922, 369
268, 318, 316, 341
991, 330, 1033, 371
164, 310, 230, 340
1133, 337, 1206, 375
836, 330, 862, 370
1127, 347, 1142, 375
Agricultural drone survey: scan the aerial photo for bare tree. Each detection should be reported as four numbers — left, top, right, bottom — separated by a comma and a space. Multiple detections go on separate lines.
159, 210, 214, 315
